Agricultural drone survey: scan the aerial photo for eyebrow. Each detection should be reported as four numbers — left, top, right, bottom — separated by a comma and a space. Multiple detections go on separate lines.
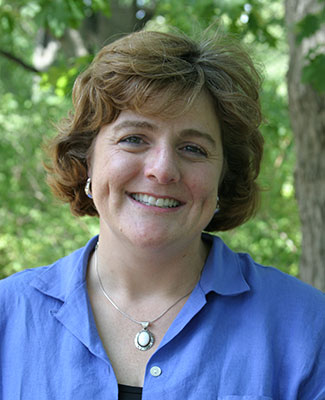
113, 120, 217, 147
113, 120, 157, 132
178, 129, 217, 147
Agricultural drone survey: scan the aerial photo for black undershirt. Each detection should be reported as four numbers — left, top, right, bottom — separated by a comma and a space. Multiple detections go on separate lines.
118, 384, 143, 400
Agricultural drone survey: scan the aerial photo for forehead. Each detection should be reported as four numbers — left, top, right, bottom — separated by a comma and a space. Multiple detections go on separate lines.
116, 91, 219, 130
104, 91, 221, 147
121, 85, 212, 117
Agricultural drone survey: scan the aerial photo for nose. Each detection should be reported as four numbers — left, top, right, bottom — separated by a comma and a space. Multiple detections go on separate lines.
144, 144, 181, 184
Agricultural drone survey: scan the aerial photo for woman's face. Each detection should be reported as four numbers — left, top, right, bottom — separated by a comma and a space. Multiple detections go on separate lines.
89, 91, 224, 250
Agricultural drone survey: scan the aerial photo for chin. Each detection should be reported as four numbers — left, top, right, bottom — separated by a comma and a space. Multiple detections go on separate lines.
126, 230, 177, 250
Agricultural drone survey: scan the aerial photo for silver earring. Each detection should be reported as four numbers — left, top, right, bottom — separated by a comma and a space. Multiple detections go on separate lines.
85, 178, 93, 199
214, 196, 220, 214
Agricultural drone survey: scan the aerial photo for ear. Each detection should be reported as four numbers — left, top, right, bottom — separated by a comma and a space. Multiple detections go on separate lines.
86, 147, 94, 179
86, 161, 92, 179
85, 131, 99, 179
218, 157, 228, 188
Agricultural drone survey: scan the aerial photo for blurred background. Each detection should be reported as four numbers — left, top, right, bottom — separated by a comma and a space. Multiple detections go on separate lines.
0, 0, 324, 290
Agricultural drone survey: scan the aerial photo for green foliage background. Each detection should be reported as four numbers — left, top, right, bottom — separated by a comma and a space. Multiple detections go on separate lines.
0, 0, 303, 278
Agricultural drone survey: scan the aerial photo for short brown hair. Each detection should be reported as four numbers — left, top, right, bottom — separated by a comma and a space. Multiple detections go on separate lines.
46, 28, 264, 231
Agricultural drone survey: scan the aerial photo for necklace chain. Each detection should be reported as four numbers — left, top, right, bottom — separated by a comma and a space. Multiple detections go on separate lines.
95, 242, 194, 327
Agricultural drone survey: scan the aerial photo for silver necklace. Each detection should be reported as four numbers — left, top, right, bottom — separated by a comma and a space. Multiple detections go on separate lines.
95, 242, 194, 351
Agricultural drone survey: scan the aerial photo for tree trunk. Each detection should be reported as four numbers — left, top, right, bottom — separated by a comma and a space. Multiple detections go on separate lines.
80, 0, 155, 52
33, 0, 156, 69
285, 0, 325, 291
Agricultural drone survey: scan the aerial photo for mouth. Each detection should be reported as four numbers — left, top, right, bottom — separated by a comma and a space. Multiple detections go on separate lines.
129, 193, 183, 208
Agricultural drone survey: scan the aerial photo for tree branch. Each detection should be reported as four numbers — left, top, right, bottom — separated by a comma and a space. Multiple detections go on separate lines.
0, 49, 40, 73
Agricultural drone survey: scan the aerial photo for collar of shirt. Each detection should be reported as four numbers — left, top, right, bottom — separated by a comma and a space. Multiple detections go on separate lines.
200, 233, 250, 296
29, 235, 109, 363
155, 233, 250, 350
29, 234, 250, 361
30, 233, 250, 303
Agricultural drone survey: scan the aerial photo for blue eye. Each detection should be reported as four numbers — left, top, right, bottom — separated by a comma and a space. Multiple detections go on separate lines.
182, 144, 207, 157
120, 136, 144, 145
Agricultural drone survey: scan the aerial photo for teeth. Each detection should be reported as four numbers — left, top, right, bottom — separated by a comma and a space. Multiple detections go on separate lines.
131, 193, 180, 208
148, 196, 156, 206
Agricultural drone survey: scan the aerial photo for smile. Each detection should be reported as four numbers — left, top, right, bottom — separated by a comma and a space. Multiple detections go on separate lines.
130, 193, 181, 208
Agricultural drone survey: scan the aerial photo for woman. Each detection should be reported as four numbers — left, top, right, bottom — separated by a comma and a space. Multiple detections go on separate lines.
1, 29, 324, 399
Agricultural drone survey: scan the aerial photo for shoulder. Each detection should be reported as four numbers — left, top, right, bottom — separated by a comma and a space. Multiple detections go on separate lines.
235, 250, 325, 353
208, 234, 325, 327
0, 237, 96, 314
0, 246, 79, 293
0, 265, 53, 333
208, 234, 325, 305
0, 266, 49, 303
239, 251, 325, 309
237, 252, 325, 392
207, 236, 325, 393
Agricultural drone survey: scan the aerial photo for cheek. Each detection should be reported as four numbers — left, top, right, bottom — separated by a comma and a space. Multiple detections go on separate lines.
110, 157, 142, 185
189, 170, 219, 201
95, 155, 142, 194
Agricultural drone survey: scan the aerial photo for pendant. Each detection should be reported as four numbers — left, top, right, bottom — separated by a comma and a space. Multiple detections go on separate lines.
134, 322, 155, 351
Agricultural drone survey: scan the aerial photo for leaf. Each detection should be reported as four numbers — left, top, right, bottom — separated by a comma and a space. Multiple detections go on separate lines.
295, 11, 324, 43
302, 54, 325, 92
92, 0, 111, 17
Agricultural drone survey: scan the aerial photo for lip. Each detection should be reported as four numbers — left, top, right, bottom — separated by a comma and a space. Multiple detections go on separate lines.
127, 191, 185, 210
127, 192, 185, 204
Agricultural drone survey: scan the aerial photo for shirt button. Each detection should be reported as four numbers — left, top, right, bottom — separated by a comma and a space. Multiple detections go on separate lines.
150, 366, 162, 377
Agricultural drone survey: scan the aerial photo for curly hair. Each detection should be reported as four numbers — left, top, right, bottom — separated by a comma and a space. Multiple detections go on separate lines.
46, 28, 264, 231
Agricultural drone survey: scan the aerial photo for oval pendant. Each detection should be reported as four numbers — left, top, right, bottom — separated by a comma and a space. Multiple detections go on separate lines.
135, 328, 155, 351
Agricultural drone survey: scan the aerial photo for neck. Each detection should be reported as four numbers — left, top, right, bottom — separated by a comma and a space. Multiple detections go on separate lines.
90, 230, 209, 302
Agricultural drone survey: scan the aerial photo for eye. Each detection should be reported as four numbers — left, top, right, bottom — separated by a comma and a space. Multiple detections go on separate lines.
180, 144, 208, 157
119, 135, 146, 145
118, 135, 149, 153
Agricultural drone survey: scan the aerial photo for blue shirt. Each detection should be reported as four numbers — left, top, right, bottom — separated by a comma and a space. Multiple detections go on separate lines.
1, 234, 325, 399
